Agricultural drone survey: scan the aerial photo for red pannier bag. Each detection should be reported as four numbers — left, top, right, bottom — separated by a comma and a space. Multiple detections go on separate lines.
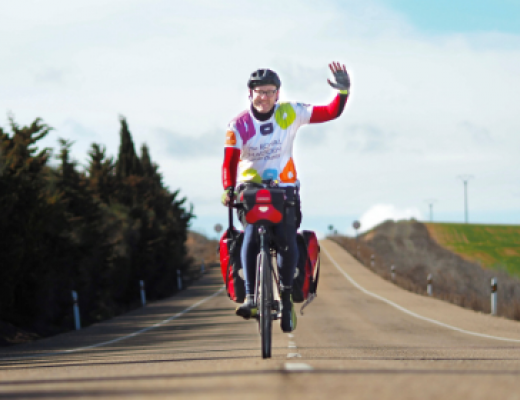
292, 230, 321, 304
218, 228, 245, 303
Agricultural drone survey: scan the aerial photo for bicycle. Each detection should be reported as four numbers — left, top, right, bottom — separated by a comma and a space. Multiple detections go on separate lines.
228, 182, 296, 359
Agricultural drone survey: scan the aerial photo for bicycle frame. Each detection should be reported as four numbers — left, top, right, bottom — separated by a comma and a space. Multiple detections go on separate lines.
229, 183, 295, 359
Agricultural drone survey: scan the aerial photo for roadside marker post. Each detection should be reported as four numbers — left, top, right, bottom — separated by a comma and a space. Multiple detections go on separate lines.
427, 274, 432, 296
370, 254, 375, 268
140, 280, 146, 306
391, 265, 395, 281
177, 270, 183, 290
72, 290, 81, 330
491, 278, 498, 316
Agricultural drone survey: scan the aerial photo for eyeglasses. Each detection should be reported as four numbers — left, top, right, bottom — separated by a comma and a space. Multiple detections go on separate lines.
252, 89, 277, 97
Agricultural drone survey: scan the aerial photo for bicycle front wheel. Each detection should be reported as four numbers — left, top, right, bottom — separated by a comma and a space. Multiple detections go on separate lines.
258, 249, 272, 359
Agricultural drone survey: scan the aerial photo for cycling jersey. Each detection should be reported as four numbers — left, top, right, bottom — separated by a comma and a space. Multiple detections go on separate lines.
222, 93, 348, 189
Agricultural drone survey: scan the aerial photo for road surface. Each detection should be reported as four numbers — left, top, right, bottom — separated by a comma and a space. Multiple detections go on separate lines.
1, 239, 519, 399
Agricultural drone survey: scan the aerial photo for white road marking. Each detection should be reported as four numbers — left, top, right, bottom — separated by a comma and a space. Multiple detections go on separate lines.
288, 343, 297, 349
288, 333, 294, 338
287, 353, 302, 358
0, 286, 226, 361
322, 244, 520, 344
284, 362, 313, 371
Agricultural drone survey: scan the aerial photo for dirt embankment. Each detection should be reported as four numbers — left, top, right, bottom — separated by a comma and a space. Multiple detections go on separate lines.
185, 231, 219, 268
331, 220, 520, 320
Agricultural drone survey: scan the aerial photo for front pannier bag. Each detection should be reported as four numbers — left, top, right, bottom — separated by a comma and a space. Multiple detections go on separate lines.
292, 230, 321, 303
218, 229, 245, 303
240, 188, 285, 226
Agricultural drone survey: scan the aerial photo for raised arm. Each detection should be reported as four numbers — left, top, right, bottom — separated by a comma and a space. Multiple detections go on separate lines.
310, 61, 351, 124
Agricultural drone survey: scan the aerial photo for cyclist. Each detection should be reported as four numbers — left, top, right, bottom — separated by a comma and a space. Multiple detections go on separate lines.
222, 62, 350, 332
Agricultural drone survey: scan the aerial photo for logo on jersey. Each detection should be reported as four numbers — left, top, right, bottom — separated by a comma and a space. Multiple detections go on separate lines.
225, 130, 237, 146
280, 157, 297, 183
275, 103, 296, 129
260, 123, 274, 136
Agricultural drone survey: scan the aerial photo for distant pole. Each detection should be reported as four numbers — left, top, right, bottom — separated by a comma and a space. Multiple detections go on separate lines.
177, 270, 183, 290
391, 265, 396, 281
427, 274, 432, 296
491, 278, 497, 316
424, 199, 437, 222
72, 291, 81, 330
140, 280, 146, 306
457, 175, 474, 224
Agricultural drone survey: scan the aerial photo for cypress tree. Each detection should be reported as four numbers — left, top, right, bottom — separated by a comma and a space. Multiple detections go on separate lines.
115, 117, 141, 179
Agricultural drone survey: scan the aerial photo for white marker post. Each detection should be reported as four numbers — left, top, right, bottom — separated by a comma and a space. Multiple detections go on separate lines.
491, 278, 498, 316
370, 254, 375, 268
391, 265, 395, 281
177, 270, 183, 290
72, 290, 81, 330
427, 274, 432, 296
140, 280, 146, 306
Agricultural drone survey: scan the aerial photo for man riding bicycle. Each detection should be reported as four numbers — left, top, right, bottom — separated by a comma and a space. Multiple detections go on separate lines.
222, 62, 350, 332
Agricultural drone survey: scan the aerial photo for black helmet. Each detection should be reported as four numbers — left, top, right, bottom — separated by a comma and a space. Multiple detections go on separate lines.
247, 69, 281, 89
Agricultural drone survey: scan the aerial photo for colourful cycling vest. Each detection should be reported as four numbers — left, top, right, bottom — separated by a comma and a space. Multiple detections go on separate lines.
225, 102, 313, 186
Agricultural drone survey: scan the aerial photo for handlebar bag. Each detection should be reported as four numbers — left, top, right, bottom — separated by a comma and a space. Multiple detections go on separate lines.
292, 230, 321, 303
218, 228, 245, 303
240, 188, 285, 226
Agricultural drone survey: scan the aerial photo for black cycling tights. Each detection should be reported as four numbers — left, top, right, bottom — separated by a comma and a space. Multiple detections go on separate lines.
241, 223, 299, 295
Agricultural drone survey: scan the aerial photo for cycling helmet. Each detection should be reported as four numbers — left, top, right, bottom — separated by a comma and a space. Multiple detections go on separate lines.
247, 69, 281, 89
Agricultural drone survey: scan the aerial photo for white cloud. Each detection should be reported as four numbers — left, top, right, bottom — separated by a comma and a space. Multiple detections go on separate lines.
0, 0, 519, 236
359, 204, 423, 232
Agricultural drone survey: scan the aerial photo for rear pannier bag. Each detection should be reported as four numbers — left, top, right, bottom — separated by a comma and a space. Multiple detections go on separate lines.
292, 230, 321, 303
219, 229, 245, 303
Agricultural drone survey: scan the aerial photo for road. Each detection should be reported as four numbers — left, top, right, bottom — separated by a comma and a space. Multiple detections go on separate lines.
1, 239, 520, 399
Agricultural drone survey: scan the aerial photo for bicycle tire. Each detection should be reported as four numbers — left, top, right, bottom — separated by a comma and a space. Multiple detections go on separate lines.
259, 249, 272, 359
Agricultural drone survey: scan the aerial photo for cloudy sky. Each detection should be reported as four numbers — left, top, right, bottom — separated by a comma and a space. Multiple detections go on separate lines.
2, 0, 519, 237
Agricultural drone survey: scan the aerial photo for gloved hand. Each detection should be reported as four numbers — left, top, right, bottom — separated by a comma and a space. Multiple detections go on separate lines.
221, 187, 236, 206
327, 61, 350, 95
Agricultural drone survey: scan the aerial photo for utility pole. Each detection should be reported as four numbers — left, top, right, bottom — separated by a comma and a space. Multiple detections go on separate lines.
457, 175, 473, 224
424, 199, 437, 222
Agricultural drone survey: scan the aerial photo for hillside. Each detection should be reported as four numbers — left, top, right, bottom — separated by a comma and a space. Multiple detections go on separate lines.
425, 223, 520, 278
331, 220, 520, 320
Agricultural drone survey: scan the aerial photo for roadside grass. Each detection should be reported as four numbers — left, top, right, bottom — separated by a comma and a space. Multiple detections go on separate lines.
425, 223, 520, 279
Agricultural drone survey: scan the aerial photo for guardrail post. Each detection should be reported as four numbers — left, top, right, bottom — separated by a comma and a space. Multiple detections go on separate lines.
390, 265, 395, 281
370, 254, 375, 268
427, 274, 432, 296
140, 280, 146, 306
491, 278, 497, 315
177, 269, 183, 290
72, 290, 81, 330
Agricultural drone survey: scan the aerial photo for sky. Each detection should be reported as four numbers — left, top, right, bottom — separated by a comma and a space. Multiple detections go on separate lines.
1, 0, 519, 238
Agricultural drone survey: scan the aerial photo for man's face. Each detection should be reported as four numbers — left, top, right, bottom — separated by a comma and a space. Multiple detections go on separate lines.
250, 84, 278, 113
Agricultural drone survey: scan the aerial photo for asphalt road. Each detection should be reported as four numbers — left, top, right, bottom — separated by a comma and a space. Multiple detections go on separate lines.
1, 239, 520, 399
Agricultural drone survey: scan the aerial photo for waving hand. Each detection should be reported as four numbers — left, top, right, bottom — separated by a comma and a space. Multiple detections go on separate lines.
327, 61, 350, 94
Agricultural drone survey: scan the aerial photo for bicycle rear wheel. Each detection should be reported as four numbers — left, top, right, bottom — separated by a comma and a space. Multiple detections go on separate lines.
258, 249, 272, 359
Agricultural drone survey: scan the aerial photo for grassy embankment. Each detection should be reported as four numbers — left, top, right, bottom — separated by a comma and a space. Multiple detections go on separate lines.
425, 223, 520, 279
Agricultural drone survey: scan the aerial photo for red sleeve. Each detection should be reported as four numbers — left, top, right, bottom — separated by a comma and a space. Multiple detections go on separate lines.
309, 93, 348, 124
222, 147, 240, 189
